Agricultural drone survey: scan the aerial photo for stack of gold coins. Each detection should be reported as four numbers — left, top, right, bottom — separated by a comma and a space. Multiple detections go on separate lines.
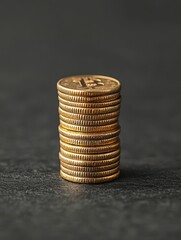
57, 75, 121, 183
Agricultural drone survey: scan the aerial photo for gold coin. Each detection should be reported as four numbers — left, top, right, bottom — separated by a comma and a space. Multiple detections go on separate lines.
57, 75, 121, 96
60, 148, 120, 161
61, 165, 119, 177
59, 114, 118, 126
60, 120, 119, 132
58, 96, 121, 108
59, 108, 120, 120
59, 126, 120, 140
58, 91, 120, 103
60, 170, 120, 183
61, 161, 119, 172
59, 153, 120, 166
60, 141, 120, 154
59, 134, 119, 146
59, 103, 120, 115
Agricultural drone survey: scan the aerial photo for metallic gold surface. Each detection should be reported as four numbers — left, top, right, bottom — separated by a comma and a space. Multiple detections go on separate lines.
59, 126, 120, 140
59, 115, 118, 126
57, 74, 121, 183
61, 165, 119, 177
59, 153, 120, 166
59, 103, 120, 114
60, 120, 119, 132
59, 134, 119, 146
58, 91, 120, 103
58, 95, 121, 108
60, 170, 120, 183
59, 108, 120, 120
60, 148, 120, 161
60, 141, 120, 154
57, 75, 121, 96
61, 161, 119, 171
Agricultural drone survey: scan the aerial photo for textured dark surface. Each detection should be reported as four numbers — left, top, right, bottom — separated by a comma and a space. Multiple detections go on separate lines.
0, 1, 181, 240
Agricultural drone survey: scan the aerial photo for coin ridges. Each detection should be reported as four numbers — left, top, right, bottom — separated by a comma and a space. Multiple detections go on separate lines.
58, 96, 121, 108
59, 115, 118, 126
57, 74, 121, 184
59, 108, 120, 120
60, 120, 119, 132
61, 161, 119, 172
60, 141, 120, 154
58, 91, 121, 103
59, 153, 120, 166
59, 126, 120, 140
59, 103, 120, 114
61, 165, 119, 177
59, 135, 119, 146
60, 171, 120, 183
60, 148, 120, 161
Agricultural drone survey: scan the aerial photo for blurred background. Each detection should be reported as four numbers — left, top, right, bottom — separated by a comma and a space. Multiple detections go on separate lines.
0, 1, 181, 240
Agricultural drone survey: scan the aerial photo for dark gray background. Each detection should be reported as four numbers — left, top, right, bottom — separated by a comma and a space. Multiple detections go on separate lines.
0, 1, 181, 240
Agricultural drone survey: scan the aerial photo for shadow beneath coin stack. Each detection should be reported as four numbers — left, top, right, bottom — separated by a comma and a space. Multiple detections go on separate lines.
57, 149, 181, 204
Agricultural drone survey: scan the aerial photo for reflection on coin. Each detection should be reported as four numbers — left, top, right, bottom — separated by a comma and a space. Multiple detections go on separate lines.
57, 75, 121, 96
58, 96, 121, 108
57, 74, 121, 184
60, 120, 119, 132
60, 148, 120, 161
59, 103, 120, 115
59, 153, 120, 166
61, 161, 119, 172
60, 141, 120, 154
60, 170, 120, 183
59, 135, 119, 146
58, 91, 120, 103
61, 165, 119, 177
59, 126, 120, 140
59, 108, 120, 121
59, 115, 118, 126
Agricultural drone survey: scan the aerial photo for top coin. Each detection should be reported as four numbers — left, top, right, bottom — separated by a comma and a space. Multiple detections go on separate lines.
57, 75, 121, 96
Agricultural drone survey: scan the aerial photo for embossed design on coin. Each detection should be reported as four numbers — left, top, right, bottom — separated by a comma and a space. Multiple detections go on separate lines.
57, 74, 121, 183
73, 77, 104, 89
57, 75, 121, 96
